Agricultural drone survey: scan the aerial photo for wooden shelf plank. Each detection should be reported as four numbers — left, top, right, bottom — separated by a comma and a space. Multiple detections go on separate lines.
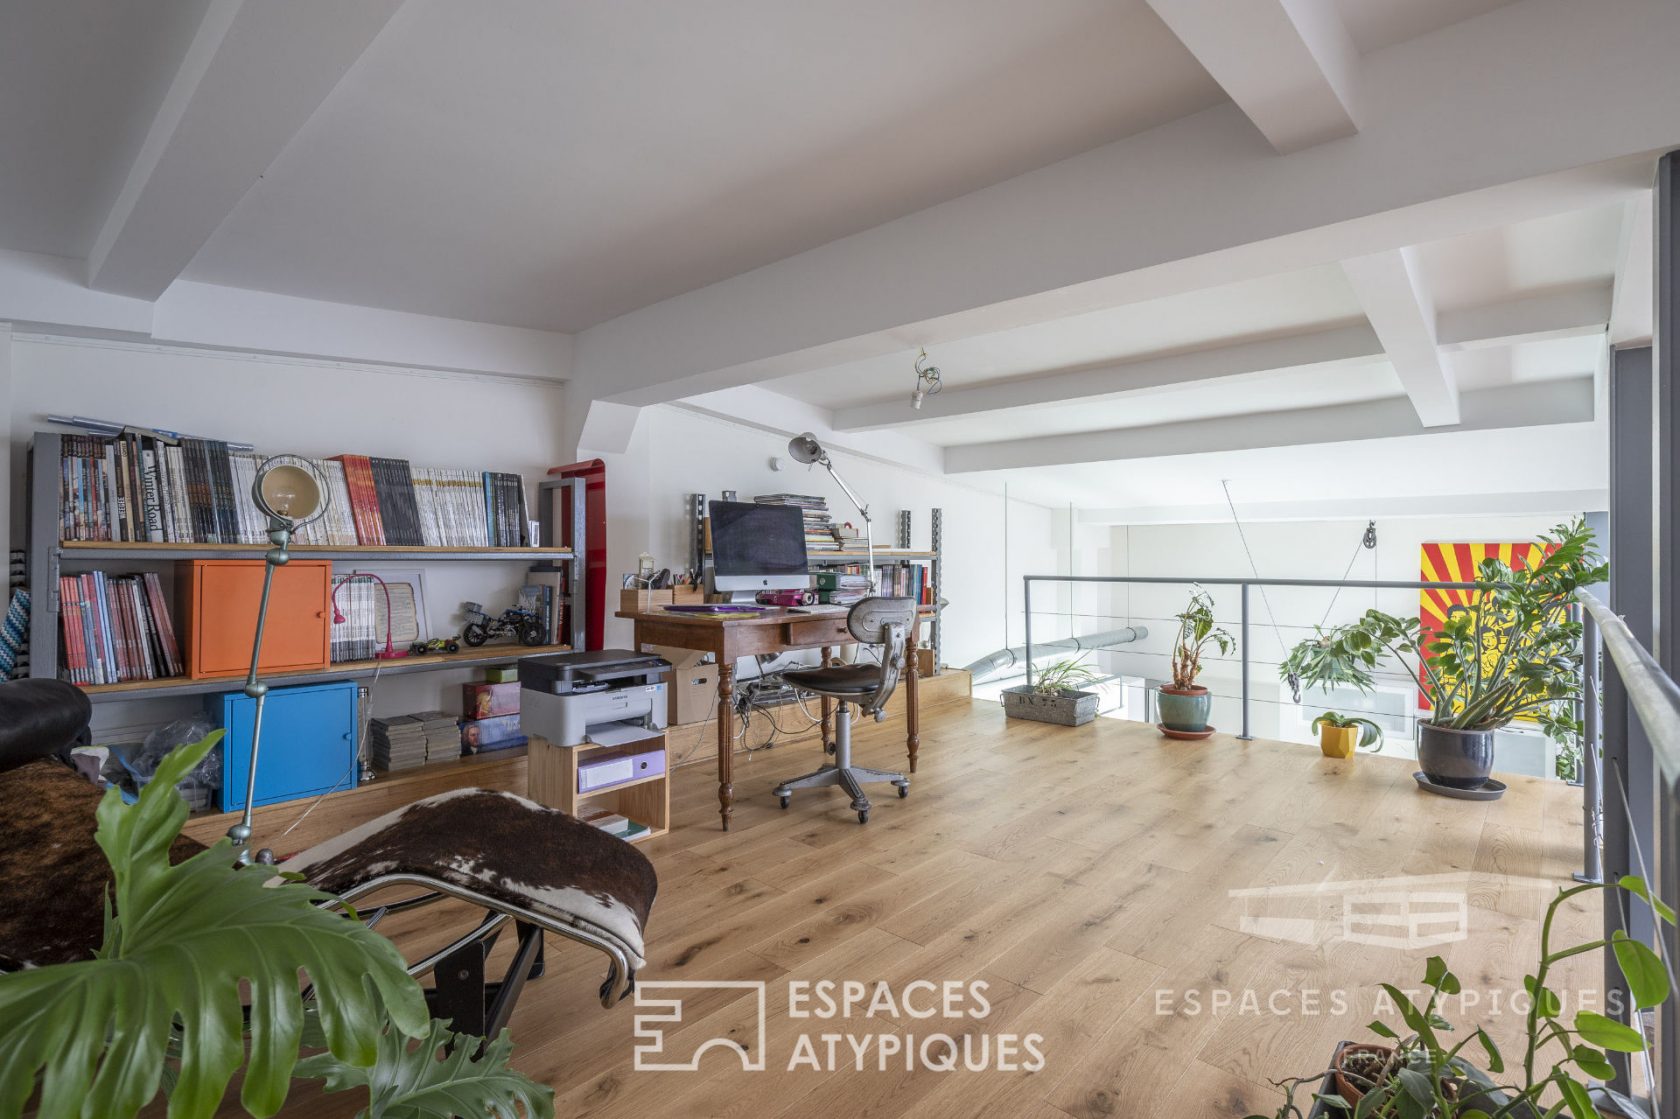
58, 541, 575, 562
78, 643, 571, 702
576, 771, 666, 800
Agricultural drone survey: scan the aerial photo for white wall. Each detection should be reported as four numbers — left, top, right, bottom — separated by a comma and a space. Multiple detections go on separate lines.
584, 403, 1059, 670
8, 334, 568, 736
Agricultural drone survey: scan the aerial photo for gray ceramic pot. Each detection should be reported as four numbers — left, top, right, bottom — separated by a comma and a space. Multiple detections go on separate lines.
1417, 723, 1494, 789
1157, 685, 1211, 732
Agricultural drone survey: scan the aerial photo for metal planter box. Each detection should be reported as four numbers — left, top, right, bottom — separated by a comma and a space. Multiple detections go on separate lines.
1002, 686, 1099, 727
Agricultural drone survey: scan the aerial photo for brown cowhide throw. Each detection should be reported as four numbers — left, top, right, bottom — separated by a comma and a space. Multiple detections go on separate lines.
280, 788, 657, 965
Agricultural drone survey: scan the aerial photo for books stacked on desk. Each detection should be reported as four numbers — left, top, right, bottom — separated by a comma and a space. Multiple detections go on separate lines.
583, 811, 651, 842
54, 430, 530, 548
754, 494, 840, 552
57, 571, 183, 685
369, 710, 459, 771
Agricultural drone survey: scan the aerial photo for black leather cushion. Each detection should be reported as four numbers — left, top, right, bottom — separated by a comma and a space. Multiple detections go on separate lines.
783, 664, 883, 696
0, 679, 91, 774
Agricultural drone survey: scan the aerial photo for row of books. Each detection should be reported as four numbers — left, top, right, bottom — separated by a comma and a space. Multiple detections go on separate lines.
57, 432, 531, 549
57, 571, 183, 685
882, 562, 934, 606
329, 577, 387, 663
754, 493, 842, 551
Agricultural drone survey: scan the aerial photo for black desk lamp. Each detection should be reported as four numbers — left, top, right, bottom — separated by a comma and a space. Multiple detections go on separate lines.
228, 456, 329, 866
787, 432, 874, 588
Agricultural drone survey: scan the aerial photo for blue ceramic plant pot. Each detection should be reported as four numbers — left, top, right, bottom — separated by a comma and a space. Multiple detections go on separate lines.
1157, 685, 1211, 732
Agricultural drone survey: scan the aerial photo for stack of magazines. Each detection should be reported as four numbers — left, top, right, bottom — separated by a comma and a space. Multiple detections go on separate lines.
754, 494, 840, 552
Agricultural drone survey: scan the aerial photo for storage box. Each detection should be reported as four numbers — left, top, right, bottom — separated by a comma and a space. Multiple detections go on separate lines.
460, 713, 527, 754
578, 747, 667, 793
669, 662, 719, 724
620, 588, 674, 612
482, 664, 520, 684
463, 681, 520, 719
670, 585, 704, 605
210, 680, 358, 811
917, 648, 936, 677
179, 559, 332, 679
648, 644, 708, 670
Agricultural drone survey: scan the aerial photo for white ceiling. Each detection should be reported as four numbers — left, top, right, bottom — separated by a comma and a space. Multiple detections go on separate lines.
1330, 0, 1518, 53
182, 0, 1224, 332
1411, 204, 1623, 312
765, 264, 1365, 409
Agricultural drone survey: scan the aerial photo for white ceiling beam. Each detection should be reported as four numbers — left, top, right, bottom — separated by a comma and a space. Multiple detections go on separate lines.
675, 386, 945, 476
833, 323, 1379, 432
1435, 281, 1612, 351
1610, 193, 1654, 346
833, 284, 1609, 433
1144, 0, 1359, 154
1341, 248, 1459, 426
577, 0, 1672, 409
1076, 489, 1609, 526
86, 0, 403, 300
945, 378, 1594, 473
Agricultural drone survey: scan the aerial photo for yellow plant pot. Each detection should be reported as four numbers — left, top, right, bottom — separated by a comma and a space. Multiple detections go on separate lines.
1320, 725, 1359, 759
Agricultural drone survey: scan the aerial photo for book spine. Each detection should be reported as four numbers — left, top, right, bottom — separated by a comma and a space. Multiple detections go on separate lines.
140, 445, 165, 543
58, 575, 82, 684
143, 572, 182, 677
126, 434, 144, 542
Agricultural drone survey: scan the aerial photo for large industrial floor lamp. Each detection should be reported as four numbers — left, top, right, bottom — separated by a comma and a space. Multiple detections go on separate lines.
228, 456, 329, 866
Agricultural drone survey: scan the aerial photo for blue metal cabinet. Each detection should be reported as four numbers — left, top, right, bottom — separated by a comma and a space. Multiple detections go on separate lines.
210, 680, 359, 811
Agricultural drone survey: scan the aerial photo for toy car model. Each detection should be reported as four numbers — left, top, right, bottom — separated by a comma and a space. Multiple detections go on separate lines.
460, 601, 546, 648
409, 636, 462, 656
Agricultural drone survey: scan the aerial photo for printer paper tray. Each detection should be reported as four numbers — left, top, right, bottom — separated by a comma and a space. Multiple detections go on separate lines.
585, 720, 664, 748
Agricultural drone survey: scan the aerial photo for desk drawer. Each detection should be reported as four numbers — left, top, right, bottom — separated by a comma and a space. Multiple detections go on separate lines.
786, 617, 852, 645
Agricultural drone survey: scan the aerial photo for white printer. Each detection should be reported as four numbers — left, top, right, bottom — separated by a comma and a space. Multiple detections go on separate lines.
518, 649, 670, 748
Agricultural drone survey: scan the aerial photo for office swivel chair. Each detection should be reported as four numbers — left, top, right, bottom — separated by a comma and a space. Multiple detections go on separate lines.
774, 596, 915, 823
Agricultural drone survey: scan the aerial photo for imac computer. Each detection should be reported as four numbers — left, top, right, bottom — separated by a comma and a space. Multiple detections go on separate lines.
709, 500, 809, 601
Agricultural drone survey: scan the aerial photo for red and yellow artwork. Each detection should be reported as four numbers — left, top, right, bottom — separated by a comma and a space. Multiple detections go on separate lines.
1417, 542, 1548, 713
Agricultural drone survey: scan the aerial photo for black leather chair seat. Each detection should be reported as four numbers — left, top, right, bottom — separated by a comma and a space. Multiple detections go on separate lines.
782, 664, 882, 695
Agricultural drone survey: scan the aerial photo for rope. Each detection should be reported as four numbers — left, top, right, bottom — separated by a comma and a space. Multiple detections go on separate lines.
1220, 480, 1290, 658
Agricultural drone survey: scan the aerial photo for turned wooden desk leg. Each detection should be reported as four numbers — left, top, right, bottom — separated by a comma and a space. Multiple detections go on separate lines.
905, 624, 920, 774
820, 645, 834, 754
717, 661, 735, 830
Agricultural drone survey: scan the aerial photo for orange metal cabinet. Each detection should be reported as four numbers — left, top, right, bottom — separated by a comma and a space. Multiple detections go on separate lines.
179, 559, 332, 679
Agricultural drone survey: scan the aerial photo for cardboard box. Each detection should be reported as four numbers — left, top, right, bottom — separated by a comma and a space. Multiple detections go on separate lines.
620, 588, 674, 612
648, 644, 708, 670
917, 648, 936, 677
463, 681, 520, 719
669, 662, 720, 725
460, 714, 526, 754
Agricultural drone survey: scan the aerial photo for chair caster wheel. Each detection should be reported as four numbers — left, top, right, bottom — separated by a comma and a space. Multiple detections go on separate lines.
897, 784, 909, 798
779, 795, 790, 809
858, 810, 870, 824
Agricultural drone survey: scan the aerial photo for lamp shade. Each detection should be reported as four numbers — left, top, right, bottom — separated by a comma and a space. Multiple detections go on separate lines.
788, 432, 826, 466
253, 456, 327, 527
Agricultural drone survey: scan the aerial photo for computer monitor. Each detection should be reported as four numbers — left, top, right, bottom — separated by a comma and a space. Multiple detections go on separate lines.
709, 500, 809, 595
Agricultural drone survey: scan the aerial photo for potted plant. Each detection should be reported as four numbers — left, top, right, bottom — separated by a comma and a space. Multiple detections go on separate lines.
1158, 587, 1234, 739
0, 733, 552, 1119
1003, 658, 1102, 726
1311, 711, 1384, 759
1246, 875, 1673, 1119
1277, 519, 1605, 791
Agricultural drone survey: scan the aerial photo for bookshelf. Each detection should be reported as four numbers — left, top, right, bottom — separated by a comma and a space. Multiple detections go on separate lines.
684, 496, 945, 673
26, 431, 588, 700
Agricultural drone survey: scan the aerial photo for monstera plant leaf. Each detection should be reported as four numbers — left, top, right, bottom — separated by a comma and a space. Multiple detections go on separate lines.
297, 1015, 555, 1119
0, 733, 429, 1119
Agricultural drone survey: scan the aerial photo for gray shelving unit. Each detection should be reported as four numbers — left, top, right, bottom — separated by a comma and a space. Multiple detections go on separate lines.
26, 430, 586, 700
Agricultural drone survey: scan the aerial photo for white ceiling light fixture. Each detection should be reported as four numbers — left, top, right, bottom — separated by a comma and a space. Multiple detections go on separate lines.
911, 348, 943, 410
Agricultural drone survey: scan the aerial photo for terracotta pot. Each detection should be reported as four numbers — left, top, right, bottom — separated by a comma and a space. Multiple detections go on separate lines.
1332, 1042, 1396, 1107
1156, 684, 1211, 733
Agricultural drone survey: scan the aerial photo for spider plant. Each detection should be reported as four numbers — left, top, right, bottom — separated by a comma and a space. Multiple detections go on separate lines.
1033, 658, 1102, 696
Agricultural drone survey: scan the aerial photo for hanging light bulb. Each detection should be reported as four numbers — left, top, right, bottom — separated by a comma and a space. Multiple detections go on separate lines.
911, 348, 942, 410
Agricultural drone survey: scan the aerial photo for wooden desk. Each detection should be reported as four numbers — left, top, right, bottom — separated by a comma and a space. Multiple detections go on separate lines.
617, 606, 923, 830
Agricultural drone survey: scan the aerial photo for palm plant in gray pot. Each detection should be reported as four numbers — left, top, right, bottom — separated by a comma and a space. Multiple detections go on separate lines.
1279, 519, 1606, 792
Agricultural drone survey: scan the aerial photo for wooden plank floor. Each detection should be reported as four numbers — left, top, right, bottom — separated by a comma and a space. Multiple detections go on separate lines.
271, 700, 1603, 1119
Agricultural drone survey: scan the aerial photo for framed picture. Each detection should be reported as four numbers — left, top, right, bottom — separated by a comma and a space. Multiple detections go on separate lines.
352, 567, 430, 648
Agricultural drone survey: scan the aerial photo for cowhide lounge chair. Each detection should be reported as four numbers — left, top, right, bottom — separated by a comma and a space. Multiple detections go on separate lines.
0, 679, 656, 1037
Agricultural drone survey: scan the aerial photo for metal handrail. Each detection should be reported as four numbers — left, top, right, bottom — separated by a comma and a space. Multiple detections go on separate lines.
1578, 590, 1680, 794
